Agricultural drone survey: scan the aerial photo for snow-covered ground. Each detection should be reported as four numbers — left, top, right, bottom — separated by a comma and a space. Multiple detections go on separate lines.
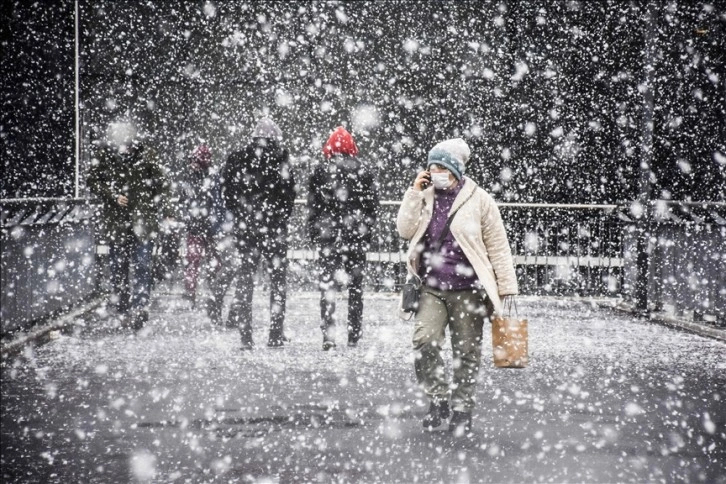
2, 291, 725, 483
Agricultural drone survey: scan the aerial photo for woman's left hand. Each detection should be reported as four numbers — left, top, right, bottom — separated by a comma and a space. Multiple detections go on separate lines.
413, 170, 431, 192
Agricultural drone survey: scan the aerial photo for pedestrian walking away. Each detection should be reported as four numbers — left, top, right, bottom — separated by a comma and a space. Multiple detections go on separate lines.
396, 138, 518, 435
214, 117, 296, 350
88, 120, 174, 330
307, 126, 380, 350
179, 143, 222, 308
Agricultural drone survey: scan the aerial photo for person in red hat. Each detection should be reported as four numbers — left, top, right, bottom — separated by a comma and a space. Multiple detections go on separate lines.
307, 126, 380, 350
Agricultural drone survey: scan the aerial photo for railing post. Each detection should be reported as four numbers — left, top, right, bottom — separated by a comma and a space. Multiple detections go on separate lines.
634, 0, 657, 314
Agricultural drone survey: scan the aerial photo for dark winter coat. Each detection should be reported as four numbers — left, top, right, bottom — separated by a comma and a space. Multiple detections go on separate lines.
180, 167, 222, 238
306, 154, 379, 251
221, 138, 296, 241
88, 143, 172, 243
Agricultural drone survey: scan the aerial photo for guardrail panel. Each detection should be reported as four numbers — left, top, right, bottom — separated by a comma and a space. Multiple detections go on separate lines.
1, 199, 99, 334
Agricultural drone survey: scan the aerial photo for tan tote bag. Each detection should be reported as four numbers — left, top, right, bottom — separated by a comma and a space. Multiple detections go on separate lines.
491, 299, 528, 368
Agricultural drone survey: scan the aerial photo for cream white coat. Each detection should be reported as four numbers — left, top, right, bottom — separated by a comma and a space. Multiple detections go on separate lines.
396, 177, 518, 316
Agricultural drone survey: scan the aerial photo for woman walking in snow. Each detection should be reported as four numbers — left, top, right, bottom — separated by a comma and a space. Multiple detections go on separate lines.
396, 138, 518, 435
179, 144, 221, 307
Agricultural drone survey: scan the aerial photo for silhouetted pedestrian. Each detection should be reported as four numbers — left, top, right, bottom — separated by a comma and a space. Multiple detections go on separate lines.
88, 121, 173, 330
307, 126, 379, 350
211, 117, 296, 349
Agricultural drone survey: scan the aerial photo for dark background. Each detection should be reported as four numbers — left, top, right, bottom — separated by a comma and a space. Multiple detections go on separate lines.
2, 0, 724, 203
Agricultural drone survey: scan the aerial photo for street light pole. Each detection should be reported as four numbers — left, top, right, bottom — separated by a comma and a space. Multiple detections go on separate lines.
74, 0, 80, 199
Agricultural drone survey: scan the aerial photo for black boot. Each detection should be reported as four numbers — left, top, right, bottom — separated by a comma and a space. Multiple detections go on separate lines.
131, 309, 148, 331
205, 296, 222, 326
322, 326, 336, 351
448, 410, 472, 436
423, 400, 450, 430
347, 333, 359, 347
267, 330, 285, 348
322, 333, 336, 351
347, 322, 361, 347
239, 322, 254, 351
240, 339, 255, 351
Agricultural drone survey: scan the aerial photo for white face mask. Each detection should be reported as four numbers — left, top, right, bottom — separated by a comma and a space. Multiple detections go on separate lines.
431, 172, 452, 189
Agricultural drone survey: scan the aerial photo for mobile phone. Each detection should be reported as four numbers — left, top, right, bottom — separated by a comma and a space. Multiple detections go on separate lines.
421, 171, 431, 187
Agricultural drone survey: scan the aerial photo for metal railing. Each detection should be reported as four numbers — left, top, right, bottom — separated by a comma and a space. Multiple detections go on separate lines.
500, 203, 623, 297
621, 200, 726, 325
285, 200, 624, 296
4, 196, 721, 332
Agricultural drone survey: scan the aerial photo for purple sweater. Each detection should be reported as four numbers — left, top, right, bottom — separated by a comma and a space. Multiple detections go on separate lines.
418, 180, 479, 291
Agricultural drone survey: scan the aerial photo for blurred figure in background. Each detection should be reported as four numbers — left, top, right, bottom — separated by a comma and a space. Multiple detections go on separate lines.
88, 121, 173, 330
179, 143, 222, 307
307, 126, 379, 350
152, 212, 182, 285
212, 117, 296, 349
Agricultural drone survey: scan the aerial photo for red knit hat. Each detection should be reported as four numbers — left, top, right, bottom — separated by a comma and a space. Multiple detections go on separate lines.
322, 126, 358, 159
191, 144, 212, 169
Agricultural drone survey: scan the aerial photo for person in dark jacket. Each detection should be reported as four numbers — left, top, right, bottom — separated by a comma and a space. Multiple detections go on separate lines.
88, 121, 172, 330
212, 117, 296, 349
307, 126, 380, 350
180, 144, 222, 307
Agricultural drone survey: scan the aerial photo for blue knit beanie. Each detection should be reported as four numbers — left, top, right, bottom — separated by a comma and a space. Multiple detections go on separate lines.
427, 138, 470, 181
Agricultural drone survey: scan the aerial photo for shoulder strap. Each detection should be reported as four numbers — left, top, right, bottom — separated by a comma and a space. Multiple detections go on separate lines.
432, 188, 476, 250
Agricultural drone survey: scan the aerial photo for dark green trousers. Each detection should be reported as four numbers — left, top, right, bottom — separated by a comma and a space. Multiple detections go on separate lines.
412, 287, 493, 412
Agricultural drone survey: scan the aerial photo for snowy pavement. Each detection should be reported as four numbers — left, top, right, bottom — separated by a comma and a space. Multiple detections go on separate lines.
2, 292, 725, 483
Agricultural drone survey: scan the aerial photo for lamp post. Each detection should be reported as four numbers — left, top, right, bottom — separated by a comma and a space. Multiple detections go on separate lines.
74, 0, 80, 199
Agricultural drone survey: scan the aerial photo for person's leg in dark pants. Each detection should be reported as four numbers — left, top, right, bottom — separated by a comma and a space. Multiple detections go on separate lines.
153, 228, 180, 283
129, 237, 154, 329
318, 247, 340, 350
206, 233, 237, 326
228, 236, 257, 348
200, 235, 220, 290
109, 232, 132, 316
344, 251, 365, 346
264, 236, 289, 347
130, 238, 154, 309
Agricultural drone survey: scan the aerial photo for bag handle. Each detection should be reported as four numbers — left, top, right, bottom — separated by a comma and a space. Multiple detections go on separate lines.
502, 296, 518, 318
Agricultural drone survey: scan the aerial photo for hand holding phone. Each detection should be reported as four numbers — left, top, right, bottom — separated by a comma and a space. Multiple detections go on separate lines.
414, 170, 431, 191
